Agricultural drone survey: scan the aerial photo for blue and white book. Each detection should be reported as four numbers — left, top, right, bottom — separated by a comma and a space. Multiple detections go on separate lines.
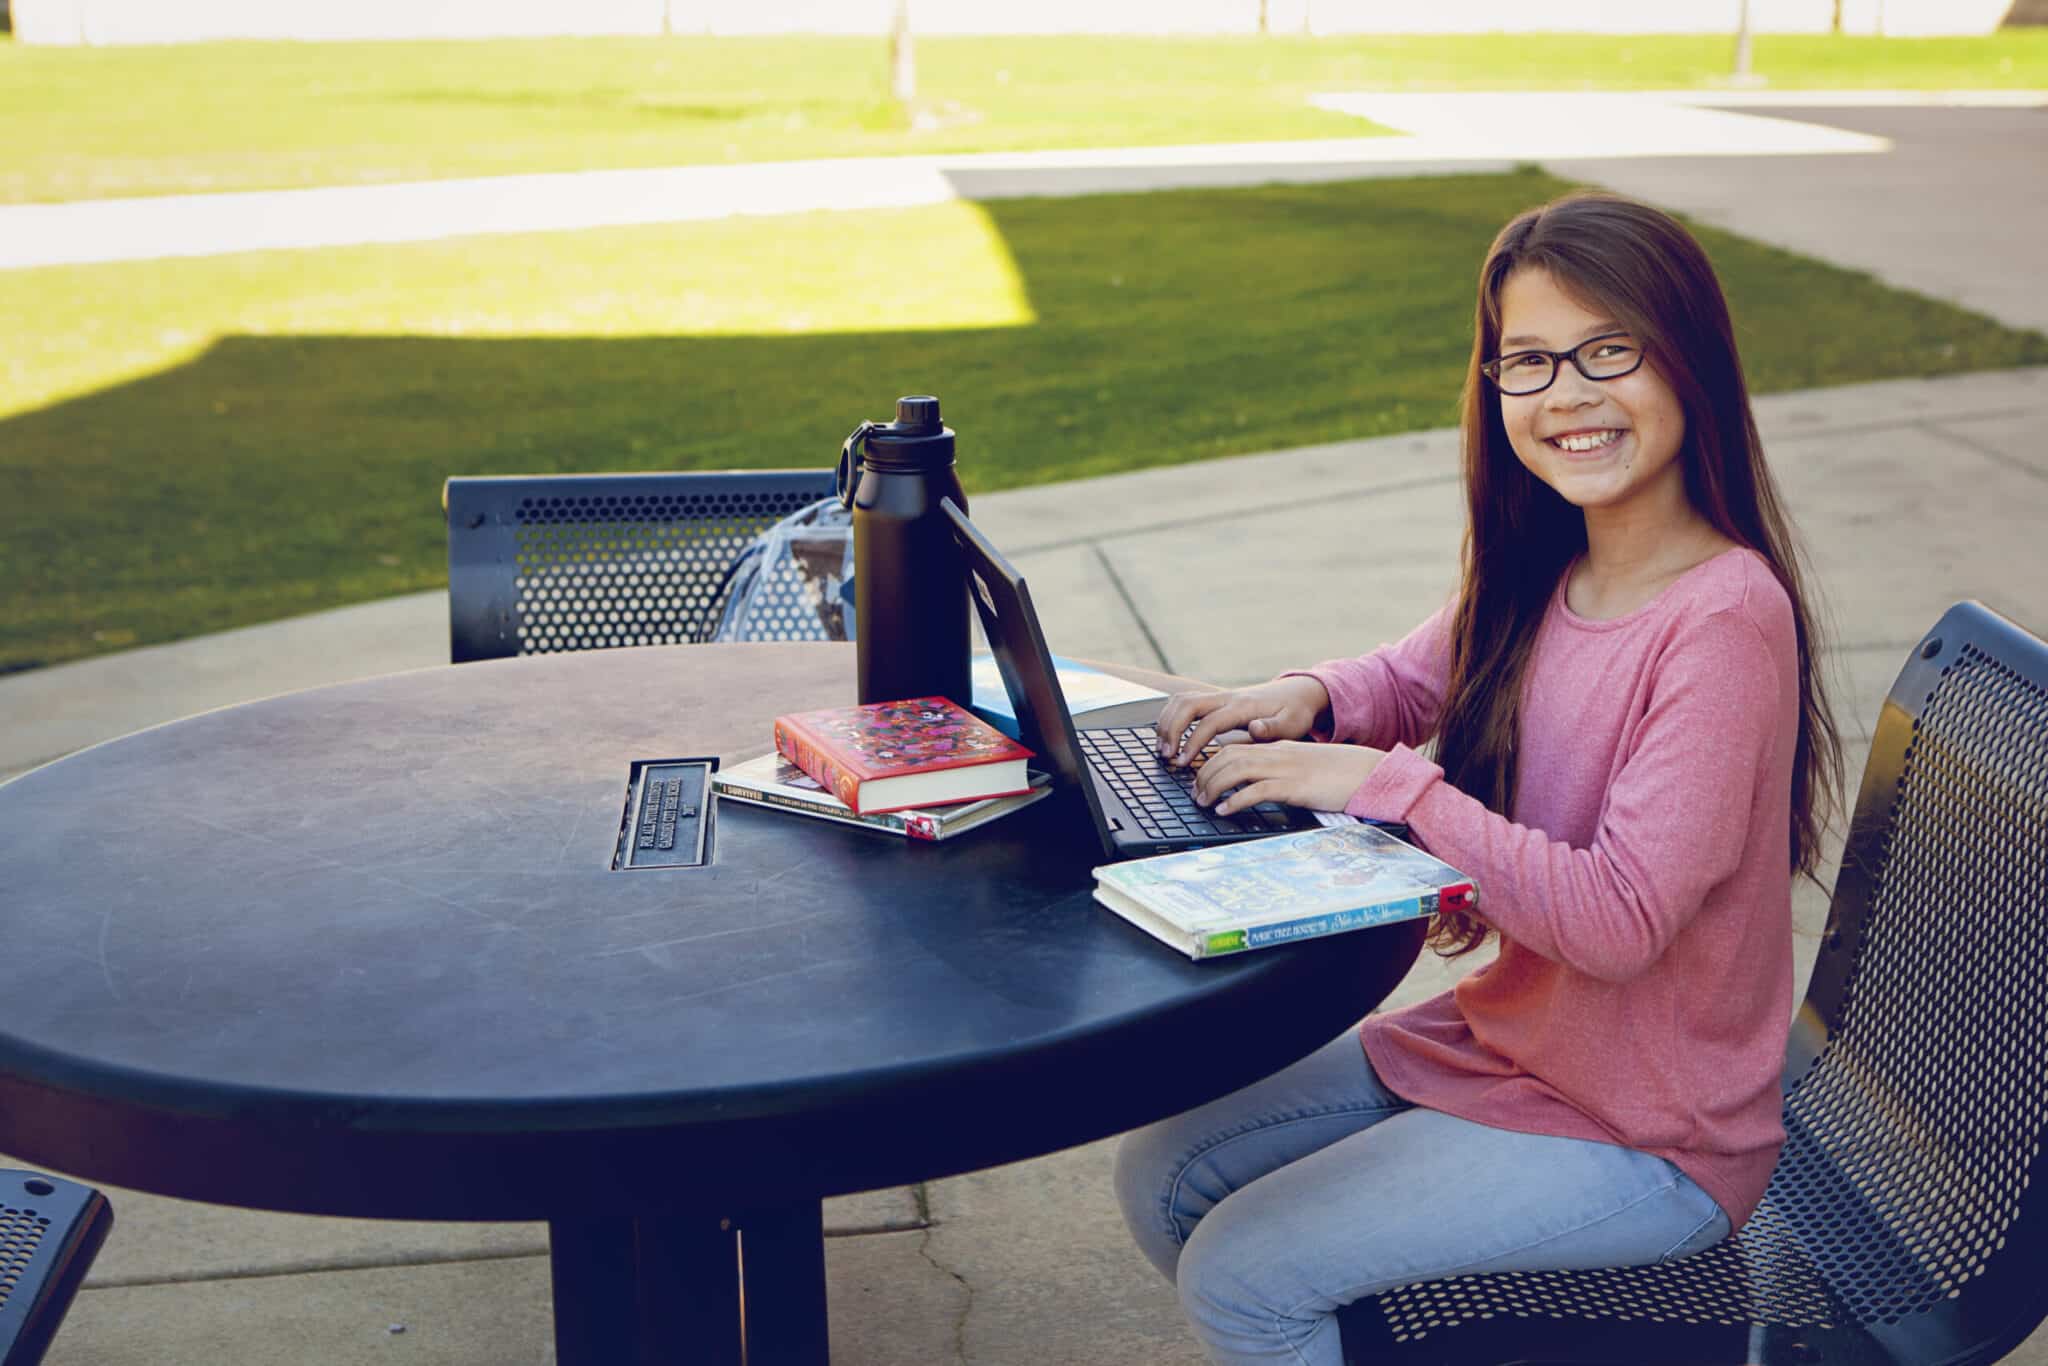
968, 650, 1166, 740
1092, 823, 1477, 960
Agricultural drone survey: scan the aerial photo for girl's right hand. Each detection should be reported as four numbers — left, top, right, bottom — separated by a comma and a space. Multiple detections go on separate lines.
1155, 675, 1333, 766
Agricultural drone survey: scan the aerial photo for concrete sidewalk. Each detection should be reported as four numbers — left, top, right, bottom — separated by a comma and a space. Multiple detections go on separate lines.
0, 90, 1849, 270
10, 362, 2048, 1365
4, 90, 2039, 273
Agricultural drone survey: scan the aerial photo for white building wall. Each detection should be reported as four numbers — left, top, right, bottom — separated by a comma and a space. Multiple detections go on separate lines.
13, 0, 665, 43
9, 0, 2020, 45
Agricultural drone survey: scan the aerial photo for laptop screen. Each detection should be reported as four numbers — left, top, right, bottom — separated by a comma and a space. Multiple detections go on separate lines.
942, 498, 1121, 859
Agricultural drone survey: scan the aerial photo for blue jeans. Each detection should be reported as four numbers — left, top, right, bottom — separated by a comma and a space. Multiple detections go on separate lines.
1113, 1032, 1730, 1365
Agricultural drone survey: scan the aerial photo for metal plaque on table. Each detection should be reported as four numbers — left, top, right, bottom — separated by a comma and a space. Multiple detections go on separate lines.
611, 758, 718, 870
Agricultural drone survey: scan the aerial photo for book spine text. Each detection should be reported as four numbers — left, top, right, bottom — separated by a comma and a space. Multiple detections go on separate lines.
1200, 896, 1432, 959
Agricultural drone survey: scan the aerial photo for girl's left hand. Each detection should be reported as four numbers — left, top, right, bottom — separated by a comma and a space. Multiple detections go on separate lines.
1193, 740, 1388, 817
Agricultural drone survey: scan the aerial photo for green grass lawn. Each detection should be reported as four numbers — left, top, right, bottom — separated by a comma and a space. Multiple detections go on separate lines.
2, 31, 2044, 202
5, 167, 2046, 673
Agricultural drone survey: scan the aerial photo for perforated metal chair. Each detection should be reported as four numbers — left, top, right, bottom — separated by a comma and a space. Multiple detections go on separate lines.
443, 470, 841, 663
1338, 600, 2048, 1366
0, 1169, 112, 1366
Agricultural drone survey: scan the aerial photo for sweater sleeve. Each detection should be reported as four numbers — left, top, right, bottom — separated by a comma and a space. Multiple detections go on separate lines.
1285, 604, 1453, 751
1343, 605, 1782, 983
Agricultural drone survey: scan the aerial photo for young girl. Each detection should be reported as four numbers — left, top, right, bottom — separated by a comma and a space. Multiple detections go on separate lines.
1113, 191, 1842, 1365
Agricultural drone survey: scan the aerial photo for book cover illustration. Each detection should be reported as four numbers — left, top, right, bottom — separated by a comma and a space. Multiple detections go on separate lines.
1096, 823, 1476, 940
729, 752, 849, 799
773, 696, 1034, 812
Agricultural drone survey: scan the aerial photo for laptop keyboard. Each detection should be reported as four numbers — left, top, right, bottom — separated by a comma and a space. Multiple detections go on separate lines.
1076, 726, 1296, 841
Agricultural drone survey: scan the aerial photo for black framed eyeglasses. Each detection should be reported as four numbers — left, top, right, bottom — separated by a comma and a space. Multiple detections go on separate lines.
1481, 331, 1646, 396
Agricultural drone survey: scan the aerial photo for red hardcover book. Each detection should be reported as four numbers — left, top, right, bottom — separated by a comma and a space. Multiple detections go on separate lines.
771, 696, 1036, 815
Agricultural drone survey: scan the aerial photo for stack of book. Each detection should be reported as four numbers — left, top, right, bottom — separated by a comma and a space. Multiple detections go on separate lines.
713, 696, 1049, 842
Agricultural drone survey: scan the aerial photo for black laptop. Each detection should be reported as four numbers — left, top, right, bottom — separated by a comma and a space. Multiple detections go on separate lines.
943, 498, 1349, 861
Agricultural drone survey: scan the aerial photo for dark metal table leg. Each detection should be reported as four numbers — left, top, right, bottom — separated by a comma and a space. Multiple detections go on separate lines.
736, 1200, 829, 1365
637, 1215, 744, 1363
550, 1214, 742, 1365
551, 1217, 643, 1365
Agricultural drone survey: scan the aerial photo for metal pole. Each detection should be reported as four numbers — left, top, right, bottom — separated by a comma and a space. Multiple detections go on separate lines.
1734, 0, 1755, 80
890, 0, 915, 104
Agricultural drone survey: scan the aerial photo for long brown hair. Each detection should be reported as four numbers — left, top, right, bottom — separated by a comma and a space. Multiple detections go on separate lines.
1427, 191, 1843, 957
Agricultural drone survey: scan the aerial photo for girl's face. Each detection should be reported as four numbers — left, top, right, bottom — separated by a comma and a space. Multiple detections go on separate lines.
1494, 266, 1688, 519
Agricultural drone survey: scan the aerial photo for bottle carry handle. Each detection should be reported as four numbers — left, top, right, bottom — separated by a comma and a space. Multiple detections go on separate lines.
836, 420, 877, 511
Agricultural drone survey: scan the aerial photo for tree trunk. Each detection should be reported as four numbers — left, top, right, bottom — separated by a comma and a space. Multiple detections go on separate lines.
890, 0, 915, 105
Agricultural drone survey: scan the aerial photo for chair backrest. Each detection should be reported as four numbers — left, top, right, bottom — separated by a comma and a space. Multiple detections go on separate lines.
1348, 601, 2048, 1365
444, 470, 838, 663
0, 1170, 112, 1366
1765, 598, 2048, 1357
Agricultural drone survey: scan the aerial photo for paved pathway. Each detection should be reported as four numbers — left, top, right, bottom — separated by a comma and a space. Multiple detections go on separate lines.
3, 89, 2038, 273
1552, 100, 2048, 334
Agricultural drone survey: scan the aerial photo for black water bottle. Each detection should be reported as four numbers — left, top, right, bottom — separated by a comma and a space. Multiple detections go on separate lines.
838, 396, 971, 706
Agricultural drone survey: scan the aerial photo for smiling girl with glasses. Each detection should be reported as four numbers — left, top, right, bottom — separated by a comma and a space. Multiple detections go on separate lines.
1113, 191, 1845, 1365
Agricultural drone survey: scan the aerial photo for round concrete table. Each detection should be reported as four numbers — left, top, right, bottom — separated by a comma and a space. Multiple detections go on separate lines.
0, 643, 1425, 1364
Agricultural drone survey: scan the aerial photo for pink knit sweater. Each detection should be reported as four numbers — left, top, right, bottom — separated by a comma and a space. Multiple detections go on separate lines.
1300, 548, 1799, 1229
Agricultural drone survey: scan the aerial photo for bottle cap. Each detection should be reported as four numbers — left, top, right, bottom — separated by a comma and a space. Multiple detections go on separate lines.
895, 396, 941, 431
858, 394, 953, 471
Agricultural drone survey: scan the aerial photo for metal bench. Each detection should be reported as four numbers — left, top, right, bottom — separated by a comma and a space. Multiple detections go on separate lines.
1, 1169, 112, 1366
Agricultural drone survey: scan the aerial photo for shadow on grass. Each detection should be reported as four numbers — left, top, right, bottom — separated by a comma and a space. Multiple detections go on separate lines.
4, 173, 1522, 671
5, 167, 2045, 673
